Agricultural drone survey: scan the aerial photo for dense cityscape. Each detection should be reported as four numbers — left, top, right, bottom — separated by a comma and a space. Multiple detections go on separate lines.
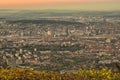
0, 10, 120, 73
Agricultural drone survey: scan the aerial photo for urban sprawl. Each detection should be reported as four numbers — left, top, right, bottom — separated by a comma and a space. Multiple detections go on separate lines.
0, 14, 120, 72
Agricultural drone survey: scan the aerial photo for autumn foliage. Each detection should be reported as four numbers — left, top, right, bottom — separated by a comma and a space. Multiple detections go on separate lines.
0, 68, 120, 80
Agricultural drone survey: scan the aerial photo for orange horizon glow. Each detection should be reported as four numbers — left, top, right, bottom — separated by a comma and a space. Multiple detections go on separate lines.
0, 0, 118, 8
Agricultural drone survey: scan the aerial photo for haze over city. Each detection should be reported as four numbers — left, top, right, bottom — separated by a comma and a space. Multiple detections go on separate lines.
0, 0, 120, 11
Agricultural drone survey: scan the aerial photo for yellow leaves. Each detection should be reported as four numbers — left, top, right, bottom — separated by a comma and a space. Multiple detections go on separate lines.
77, 68, 120, 80
0, 68, 120, 80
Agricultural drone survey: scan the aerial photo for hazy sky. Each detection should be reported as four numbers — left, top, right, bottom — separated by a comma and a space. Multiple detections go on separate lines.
0, 0, 120, 10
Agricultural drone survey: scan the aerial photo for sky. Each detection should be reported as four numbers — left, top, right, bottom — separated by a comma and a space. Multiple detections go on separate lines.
0, 0, 120, 10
